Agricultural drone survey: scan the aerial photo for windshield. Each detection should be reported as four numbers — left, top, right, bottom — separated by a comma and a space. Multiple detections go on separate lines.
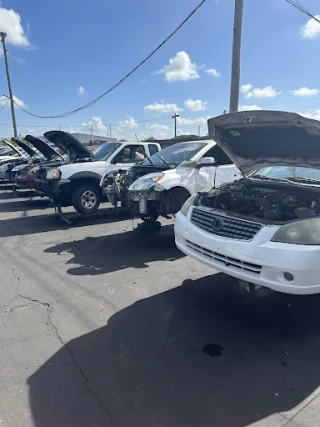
254, 166, 320, 182
142, 142, 207, 167
92, 143, 121, 161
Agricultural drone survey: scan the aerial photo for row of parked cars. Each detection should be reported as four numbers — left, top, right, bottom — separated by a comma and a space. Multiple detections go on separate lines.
2, 110, 320, 296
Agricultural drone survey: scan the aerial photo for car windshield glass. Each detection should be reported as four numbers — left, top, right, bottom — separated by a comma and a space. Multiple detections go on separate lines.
254, 166, 320, 182
142, 142, 207, 167
92, 143, 121, 160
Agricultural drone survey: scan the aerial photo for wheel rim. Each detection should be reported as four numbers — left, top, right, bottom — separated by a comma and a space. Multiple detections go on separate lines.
81, 190, 97, 210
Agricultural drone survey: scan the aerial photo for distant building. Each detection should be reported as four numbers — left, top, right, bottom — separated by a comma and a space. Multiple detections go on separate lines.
71, 132, 117, 146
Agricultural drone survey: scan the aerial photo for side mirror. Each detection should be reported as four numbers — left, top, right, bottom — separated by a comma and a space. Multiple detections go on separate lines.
200, 157, 215, 166
113, 155, 123, 164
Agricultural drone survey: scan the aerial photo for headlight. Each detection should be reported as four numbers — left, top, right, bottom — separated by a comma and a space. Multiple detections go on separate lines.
272, 218, 320, 245
46, 168, 61, 180
129, 173, 164, 191
180, 194, 197, 217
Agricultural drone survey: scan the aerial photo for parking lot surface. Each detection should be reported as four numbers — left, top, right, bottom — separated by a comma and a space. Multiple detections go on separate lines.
1, 182, 320, 426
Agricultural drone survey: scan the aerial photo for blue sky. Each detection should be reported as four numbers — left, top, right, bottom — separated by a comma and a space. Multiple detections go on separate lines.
0, 0, 319, 139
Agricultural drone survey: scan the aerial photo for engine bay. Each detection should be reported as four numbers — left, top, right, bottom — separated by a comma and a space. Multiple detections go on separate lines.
199, 178, 320, 223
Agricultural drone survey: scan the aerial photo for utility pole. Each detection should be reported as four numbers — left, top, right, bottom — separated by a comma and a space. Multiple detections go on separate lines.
172, 113, 180, 138
229, 0, 244, 114
0, 32, 18, 137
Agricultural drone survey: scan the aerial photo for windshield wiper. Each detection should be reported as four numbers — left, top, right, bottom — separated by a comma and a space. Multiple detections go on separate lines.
285, 176, 320, 184
154, 153, 172, 168
252, 175, 291, 182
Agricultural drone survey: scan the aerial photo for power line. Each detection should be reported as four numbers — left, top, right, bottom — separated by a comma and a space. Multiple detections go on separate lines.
0, 114, 174, 129
0, 97, 10, 114
284, 0, 320, 24
13, 0, 208, 120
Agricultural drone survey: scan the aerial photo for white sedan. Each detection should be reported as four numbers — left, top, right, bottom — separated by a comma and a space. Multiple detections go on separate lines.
175, 110, 320, 295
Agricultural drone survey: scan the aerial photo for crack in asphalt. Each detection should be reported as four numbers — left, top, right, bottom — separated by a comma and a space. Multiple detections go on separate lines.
17, 293, 114, 427
5, 303, 31, 313
0, 254, 114, 427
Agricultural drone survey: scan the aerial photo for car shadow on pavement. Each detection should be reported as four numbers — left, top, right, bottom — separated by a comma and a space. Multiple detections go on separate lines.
0, 207, 130, 238
28, 273, 320, 427
44, 225, 183, 275
0, 198, 51, 213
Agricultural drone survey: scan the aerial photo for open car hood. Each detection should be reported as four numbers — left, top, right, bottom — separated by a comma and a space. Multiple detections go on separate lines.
25, 135, 64, 161
44, 131, 94, 161
2, 139, 27, 159
208, 110, 320, 176
11, 137, 40, 158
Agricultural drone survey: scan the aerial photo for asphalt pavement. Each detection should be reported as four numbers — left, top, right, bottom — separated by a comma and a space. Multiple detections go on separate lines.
1, 182, 320, 426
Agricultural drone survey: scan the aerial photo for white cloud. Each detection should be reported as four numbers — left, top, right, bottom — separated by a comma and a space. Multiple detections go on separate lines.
242, 84, 281, 99
12, 56, 25, 64
240, 84, 252, 95
177, 116, 211, 126
184, 99, 208, 112
239, 105, 262, 111
118, 116, 138, 129
205, 68, 221, 78
156, 51, 200, 82
301, 15, 320, 39
144, 102, 182, 115
78, 86, 85, 95
0, 95, 28, 109
297, 110, 320, 121
145, 124, 171, 139
0, 8, 32, 48
293, 87, 319, 97
81, 117, 107, 136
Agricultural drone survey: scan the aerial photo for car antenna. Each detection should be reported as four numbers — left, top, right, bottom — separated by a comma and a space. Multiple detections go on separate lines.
135, 133, 153, 165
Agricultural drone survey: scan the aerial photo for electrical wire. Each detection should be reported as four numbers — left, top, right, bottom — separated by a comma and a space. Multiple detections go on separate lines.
0, 114, 173, 129
13, 0, 208, 120
284, 0, 320, 24
0, 97, 10, 114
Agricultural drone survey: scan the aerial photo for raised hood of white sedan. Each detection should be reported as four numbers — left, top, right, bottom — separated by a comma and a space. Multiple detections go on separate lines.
208, 110, 320, 176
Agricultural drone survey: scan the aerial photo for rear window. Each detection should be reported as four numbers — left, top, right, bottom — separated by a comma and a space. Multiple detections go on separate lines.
148, 144, 159, 156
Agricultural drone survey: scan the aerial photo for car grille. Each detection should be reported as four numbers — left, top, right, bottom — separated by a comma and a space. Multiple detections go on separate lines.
186, 240, 262, 274
191, 208, 262, 241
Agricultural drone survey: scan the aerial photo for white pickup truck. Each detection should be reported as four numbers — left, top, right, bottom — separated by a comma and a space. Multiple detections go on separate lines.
37, 131, 161, 214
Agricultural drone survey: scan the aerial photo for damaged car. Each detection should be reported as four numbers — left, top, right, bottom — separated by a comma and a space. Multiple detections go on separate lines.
101, 140, 241, 230
175, 110, 320, 295
13, 135, 65, 191
0, 139, 35, 180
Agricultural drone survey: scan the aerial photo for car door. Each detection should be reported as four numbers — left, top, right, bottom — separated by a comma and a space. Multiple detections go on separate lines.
106, 144, 147, 174
195, 145, 241, 192
213, 148, 242, 187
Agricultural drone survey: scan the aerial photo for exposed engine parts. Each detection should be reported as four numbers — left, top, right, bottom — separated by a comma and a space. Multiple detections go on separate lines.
199, 179, 320, 223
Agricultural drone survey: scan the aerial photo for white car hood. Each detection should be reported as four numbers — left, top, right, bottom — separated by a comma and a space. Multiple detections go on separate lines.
208, 110, 320, 176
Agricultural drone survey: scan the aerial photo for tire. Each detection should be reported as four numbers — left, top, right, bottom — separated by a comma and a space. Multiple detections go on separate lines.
167, 187, 190, 213
72, 184, 101, 215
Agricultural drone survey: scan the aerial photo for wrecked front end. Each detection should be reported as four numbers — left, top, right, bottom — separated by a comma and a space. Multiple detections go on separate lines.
100, 165, 169, 215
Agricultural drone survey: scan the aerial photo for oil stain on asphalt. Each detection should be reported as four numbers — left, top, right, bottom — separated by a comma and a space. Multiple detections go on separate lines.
202, 343, 224, 358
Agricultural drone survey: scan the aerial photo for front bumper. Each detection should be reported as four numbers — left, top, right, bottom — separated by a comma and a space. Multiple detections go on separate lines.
35, 179, 72, 205
174, 209, 320, 295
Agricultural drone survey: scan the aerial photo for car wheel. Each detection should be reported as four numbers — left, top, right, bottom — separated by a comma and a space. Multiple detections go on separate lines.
72, 184, 101, 215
